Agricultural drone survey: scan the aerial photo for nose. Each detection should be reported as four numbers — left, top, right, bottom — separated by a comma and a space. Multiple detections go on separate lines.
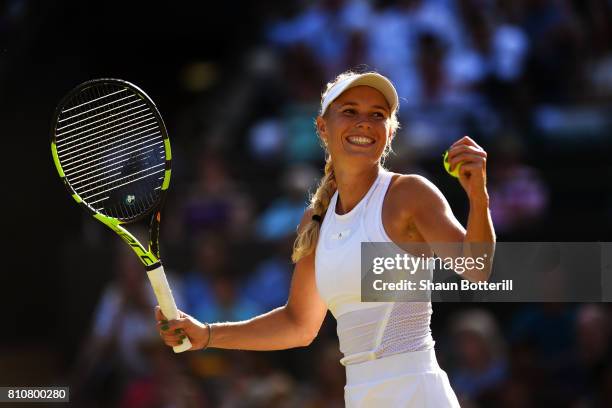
355, 115, 372, 130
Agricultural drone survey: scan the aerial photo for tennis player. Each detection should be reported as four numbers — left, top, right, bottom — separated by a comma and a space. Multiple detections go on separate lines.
156, 71, 495, 407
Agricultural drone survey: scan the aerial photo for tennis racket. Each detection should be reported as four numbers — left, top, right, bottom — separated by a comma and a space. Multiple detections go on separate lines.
50, 78, 191, 353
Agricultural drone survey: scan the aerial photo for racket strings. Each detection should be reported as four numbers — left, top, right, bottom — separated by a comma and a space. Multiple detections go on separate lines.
56, 107, 155, 153
55, 83, 166, 220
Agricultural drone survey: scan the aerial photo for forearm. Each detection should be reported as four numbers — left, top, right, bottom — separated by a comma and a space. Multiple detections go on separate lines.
207, 305, 313, 351
462, 197, 496, 281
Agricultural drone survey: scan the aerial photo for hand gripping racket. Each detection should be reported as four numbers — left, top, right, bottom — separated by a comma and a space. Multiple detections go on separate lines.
51, 79, 192, 353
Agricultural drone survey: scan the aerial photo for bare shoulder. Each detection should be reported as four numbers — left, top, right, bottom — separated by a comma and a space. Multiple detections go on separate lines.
387, 174, 447, 211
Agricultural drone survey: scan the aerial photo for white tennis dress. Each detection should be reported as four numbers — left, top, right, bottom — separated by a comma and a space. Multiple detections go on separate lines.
315, 169, 460, 407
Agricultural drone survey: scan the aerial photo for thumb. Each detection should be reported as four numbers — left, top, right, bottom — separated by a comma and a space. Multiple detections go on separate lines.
165, 314, 195, 331
155, 305, 167, 322
177, 309, 192, 319
156, 305, 192, 322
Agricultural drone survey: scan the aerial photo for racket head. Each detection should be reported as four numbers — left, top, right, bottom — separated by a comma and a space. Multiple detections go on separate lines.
50, 79, 171, 224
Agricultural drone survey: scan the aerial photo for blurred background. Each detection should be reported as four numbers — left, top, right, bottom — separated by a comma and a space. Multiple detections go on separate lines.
1, 0, 612, 407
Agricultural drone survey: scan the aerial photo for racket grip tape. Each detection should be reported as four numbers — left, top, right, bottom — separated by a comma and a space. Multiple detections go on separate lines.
146, 264, 192, 353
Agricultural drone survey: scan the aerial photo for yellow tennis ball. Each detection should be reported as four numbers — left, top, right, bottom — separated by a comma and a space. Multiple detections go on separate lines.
443, 150, 462, 178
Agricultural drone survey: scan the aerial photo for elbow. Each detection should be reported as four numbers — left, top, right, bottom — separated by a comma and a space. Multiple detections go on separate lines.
297, 329, 319, 347
474, 265, 493, 282
475, 273, 491, 283
283, 305, 320, 348
475, 268, 492, 282
464, 267, 492, 283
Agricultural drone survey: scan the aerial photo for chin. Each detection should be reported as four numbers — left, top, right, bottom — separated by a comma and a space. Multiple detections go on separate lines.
342, 151, 383, 167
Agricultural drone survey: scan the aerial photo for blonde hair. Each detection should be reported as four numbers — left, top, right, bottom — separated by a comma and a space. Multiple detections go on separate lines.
291, 71, 400, 263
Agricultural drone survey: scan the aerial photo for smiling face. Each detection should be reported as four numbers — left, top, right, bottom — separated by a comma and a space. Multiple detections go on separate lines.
317, 85, 394, 169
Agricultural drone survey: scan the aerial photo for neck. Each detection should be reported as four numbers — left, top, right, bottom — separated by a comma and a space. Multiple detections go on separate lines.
334, 163, 381, 215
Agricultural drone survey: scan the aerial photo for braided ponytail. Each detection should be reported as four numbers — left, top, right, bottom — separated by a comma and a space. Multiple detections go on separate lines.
291, 158, 336, 263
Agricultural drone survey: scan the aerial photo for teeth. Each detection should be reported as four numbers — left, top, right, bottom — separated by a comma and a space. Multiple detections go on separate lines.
347, 136, 374, 145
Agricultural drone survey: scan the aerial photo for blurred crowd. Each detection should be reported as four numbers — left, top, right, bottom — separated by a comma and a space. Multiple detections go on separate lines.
69, 249, 612, 407
46, 0, 612, 407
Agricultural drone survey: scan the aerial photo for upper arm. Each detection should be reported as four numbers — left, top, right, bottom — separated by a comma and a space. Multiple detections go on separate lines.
395, 175, 465, 254
284, 209, 328, 341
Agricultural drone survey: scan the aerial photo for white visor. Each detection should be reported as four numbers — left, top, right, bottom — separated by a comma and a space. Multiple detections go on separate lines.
320, 72, 399, 116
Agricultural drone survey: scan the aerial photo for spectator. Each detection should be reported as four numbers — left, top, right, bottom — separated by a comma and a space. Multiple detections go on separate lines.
449, 308, 508, 406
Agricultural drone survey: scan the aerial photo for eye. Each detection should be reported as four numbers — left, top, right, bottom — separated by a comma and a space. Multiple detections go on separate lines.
372, 112, 386, 119
342, 108, 356, 116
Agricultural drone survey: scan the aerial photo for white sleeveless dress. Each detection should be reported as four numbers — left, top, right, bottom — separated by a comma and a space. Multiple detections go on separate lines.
315, 169, 460, 408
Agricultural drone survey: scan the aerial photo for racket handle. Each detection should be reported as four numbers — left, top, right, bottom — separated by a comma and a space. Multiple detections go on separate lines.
147, 264, 192, 353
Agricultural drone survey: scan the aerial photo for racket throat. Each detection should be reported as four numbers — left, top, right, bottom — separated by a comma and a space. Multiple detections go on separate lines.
145, 261, 163, 271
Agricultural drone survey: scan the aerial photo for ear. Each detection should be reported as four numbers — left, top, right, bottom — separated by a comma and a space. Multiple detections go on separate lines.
316, 116, 328, 145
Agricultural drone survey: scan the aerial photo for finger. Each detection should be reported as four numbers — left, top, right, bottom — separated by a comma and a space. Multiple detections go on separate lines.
162, 329, 189, 341
158, 317, 191, 333
449, 152, 486, 165
450, 135, 478, 148
450, 135, 481, 149
177, 309, 191, 319
157, 321, 185, 335
162, 335, 187, 347
155, 306, 168, 323
159, 325, 189, 341
459, 163, 485, 172
448, 154, 486, 171
160, 332, 185, 343
457, 163, 486, 178
166, 338, 187, 347
448, 151, 486, 168
448, 144, 486, 159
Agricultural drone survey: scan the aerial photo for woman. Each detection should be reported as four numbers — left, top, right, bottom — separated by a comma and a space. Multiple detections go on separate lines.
156, 71, 495, 407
